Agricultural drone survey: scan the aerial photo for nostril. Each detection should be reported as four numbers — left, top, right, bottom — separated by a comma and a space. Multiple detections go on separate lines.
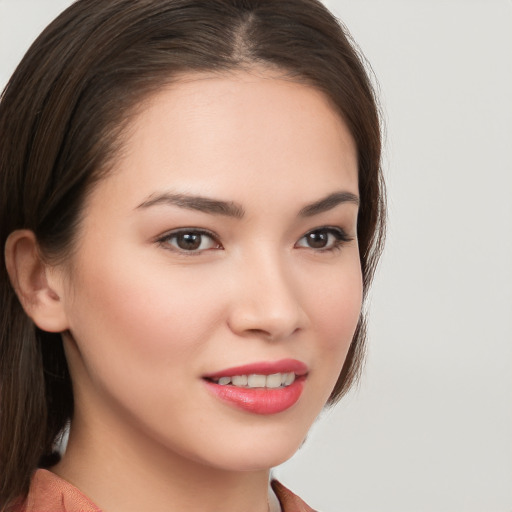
245, 326, 301, 342
247, 328, 275, 341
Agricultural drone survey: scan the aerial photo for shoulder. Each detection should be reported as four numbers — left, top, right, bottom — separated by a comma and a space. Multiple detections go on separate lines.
271, 480, 317, 512
17, 469, 100, 512
19, 470, 316, 512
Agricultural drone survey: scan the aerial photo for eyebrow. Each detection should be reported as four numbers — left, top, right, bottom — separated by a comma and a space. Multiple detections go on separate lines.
136, 190, 359, 218
137, 193, 245, 218
299, 191, 359, 217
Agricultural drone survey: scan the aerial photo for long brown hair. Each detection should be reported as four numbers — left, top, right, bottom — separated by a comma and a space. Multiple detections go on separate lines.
0, 0, 385, 509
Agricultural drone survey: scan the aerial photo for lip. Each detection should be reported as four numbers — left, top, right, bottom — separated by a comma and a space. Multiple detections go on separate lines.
203, 358, 308, 379
203, 358, 308, 415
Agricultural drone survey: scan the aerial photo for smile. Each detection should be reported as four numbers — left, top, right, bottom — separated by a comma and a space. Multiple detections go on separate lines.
203, 359, 308, 414
209, 372, 296, 388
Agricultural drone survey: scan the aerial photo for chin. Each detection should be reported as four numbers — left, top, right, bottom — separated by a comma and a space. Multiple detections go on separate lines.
181, 415, 314, 473
205, 439, 304, 473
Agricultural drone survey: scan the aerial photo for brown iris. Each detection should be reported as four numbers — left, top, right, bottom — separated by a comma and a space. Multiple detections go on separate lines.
176, 232, 202, 251
305, 230, 329, 249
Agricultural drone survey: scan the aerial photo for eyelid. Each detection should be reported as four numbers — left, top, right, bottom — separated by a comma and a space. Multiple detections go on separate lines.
295, 226, 354, 251
156, 227, 223, 254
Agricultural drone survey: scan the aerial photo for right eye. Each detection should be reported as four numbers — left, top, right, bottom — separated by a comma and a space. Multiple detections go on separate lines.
158, 229, 222, 253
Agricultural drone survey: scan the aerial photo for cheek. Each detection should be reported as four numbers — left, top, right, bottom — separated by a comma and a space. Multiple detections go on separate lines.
311, 260, 362, 343
64, 246, 226, 385
62, 251, 233, 445
304, 256, 363, 382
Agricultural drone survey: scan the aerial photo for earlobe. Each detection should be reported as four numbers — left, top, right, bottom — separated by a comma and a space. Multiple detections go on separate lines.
4, 229, 69, 333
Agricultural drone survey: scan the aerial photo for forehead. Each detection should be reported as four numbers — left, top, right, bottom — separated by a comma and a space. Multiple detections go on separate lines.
88, 70, 358, 211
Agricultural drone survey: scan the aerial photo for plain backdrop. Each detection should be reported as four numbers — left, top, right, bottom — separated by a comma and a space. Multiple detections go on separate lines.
1, 1, 511, 511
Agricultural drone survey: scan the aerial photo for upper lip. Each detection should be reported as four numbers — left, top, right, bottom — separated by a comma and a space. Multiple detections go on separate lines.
203, 358, 308, 379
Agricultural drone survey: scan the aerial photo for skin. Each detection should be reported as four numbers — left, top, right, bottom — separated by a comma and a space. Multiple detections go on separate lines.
9, 70, 362, 512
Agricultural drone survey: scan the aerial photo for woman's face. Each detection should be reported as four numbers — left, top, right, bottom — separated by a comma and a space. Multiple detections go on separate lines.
58, 70, 362, 472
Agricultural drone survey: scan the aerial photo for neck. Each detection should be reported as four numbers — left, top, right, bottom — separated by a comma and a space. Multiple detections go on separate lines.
52, 407, 271, 512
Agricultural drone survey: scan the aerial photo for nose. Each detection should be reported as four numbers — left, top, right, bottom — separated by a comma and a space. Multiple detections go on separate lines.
227, 251, 308, 341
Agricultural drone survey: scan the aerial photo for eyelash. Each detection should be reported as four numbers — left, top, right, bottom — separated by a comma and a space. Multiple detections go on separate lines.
156, 228, 221, 255
296, 226, 353, 253
156, 226, 353, 255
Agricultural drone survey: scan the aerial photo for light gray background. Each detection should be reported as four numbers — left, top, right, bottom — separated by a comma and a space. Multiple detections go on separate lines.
1, 1, 511, 511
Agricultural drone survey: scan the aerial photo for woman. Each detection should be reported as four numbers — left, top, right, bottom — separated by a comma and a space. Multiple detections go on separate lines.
0, 0, 385, 511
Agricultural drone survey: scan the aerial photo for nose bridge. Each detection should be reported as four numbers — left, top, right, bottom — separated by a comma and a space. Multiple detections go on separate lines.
228, 244, 307, 340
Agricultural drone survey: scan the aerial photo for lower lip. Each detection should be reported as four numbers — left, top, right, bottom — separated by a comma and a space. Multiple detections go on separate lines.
204, 377, 305, 415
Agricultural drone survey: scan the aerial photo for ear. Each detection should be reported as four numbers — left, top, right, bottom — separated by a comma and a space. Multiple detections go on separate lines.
4, 229, 69, 333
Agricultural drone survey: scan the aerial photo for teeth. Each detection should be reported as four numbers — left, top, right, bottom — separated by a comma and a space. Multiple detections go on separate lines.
284, 372, 295, 386
266, 373, 283, 388
247, 374, 266, 387
232, 375, 248, 386
214, 372, 296, 388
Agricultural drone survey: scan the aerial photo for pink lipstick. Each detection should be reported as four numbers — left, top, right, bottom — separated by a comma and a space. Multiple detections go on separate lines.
203, 359, 308, 414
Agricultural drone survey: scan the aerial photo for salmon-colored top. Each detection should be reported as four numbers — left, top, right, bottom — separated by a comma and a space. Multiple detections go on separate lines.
19, 469, 315, 512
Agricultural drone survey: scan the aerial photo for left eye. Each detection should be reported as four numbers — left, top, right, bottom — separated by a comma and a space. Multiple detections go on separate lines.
296, 227, 350, 250
159, 230, 220, 252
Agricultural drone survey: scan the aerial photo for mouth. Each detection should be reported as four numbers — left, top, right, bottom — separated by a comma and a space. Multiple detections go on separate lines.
202, 359, 308, 415
206, 372, 297, 389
